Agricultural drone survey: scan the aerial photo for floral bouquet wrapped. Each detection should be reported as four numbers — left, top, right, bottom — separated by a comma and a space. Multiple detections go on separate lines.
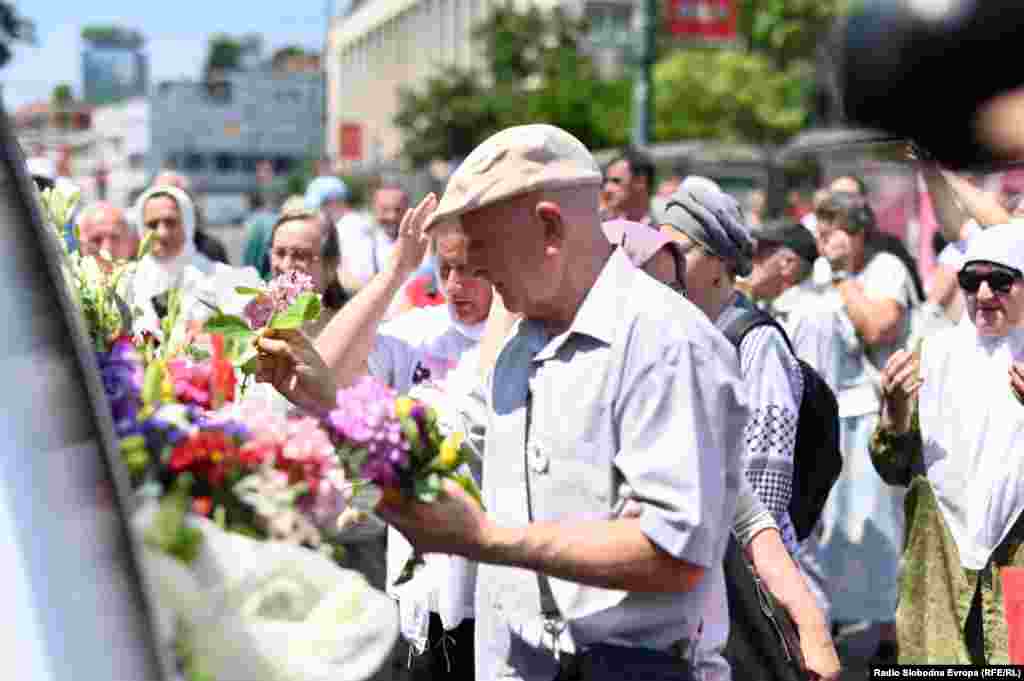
94, 330, 400, 681
37, 181, 150, 351
325, 375, 483, 585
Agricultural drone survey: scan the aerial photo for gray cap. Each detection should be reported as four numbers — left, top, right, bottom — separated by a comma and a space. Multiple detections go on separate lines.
660, 176, 754, 277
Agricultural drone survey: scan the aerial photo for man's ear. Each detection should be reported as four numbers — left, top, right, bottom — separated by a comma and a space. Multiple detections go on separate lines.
535, 201, 566, 251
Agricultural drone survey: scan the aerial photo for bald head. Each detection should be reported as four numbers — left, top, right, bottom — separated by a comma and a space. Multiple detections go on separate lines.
153, 171, 192, 192
79, 201, 139, 263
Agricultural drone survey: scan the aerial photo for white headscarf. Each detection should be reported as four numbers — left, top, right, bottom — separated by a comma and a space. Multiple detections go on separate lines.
131, 185, 215, 333
919, 222, 1024, 568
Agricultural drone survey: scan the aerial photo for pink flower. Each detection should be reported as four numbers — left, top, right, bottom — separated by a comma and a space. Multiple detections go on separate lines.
243, 294, 275, 329
241, 271, 316, 330
166, 358, 213, 408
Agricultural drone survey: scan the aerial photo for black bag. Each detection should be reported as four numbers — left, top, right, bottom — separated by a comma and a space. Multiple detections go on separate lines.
722, 536, 808, 681
722, 309, 842, 541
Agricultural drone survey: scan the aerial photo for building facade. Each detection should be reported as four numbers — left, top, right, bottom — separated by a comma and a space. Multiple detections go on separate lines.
148, 69, 323, 195
326, 0, 633, 167
82, 42, 149, 107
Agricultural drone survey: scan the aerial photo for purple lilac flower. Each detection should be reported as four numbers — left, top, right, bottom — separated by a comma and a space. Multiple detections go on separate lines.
327, 375, 412, 485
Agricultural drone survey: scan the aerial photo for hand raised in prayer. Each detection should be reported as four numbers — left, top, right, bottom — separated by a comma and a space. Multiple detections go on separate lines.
880, 349, 922, 433
375, 478, 494, 561
254, 328, 338, 414
386, 193, 437, 279
1009, 362, 1024, 406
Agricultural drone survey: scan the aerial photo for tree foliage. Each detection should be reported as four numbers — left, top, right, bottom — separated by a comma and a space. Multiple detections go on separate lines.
51, 83, 73, 107
81, 25, 144, 48
652, 0, 848, 143
394, 2, 630, 166
204, 34, 244, 81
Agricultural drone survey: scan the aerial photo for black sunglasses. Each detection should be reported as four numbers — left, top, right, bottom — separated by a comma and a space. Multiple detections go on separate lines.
958, 268, 1021, 295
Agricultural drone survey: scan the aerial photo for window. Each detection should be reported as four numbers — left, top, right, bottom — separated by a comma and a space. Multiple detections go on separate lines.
241, 155, 260, 174
214, 153, 238, 173
184, 152, 205, 172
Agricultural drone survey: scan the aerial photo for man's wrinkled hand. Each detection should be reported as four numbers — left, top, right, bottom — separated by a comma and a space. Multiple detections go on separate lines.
374, 479, 494, 560
254, 327, 337, 414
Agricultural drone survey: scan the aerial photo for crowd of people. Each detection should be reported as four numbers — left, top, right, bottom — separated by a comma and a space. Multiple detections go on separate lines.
31, 122, 1024, 680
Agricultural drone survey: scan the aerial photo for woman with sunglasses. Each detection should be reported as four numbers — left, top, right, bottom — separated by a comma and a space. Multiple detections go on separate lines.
871, 222, 1024, 663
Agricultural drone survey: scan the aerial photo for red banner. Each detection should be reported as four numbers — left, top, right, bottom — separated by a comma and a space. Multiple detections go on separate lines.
339, 123, 363, 162
666, 0, 737, 41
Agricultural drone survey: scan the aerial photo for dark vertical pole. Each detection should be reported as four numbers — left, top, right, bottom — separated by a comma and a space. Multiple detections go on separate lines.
631, 0, 656, 147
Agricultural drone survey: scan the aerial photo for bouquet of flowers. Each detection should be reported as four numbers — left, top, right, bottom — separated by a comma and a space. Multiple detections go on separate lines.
37, 182, 150, 351
325, 375, 483, 585
97, 328, 400, 681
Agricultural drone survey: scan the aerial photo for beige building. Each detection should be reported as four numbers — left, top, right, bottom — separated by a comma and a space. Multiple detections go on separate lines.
326, 0, 633, 168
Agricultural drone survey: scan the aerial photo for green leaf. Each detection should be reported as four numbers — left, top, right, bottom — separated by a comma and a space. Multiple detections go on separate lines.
240, 352, 260, 375
391, 554, 425, 587
414, 472, 443, 504
143, 361, 165, 406
234, 286, 264, 296
449, 472, 486, 510
204, 314, 256, 344
269, 292, 321, 330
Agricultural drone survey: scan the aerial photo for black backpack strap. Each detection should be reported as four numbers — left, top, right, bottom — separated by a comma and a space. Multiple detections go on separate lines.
721, 308, 795, 357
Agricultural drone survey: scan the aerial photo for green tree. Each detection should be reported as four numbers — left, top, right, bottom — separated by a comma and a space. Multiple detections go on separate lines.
81, 25, 144, 48
203, 34, 243, 81
51, 83, 73, 107
395, 2, 631, 165
652, 0, 847, 143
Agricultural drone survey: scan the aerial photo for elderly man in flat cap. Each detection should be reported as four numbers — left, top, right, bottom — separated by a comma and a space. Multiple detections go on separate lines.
364, 124, 749, 681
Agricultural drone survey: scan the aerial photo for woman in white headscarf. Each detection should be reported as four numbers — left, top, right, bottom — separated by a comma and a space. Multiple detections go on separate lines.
871, 222, 1024, 664
131, 185, 216, 335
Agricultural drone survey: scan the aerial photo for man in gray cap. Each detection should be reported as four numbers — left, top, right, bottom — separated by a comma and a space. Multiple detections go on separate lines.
376, 124, 749, 681
658, 178, 838, 681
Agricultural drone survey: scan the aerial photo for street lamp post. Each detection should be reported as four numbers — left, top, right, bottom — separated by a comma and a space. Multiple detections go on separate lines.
631, 0, 657, 148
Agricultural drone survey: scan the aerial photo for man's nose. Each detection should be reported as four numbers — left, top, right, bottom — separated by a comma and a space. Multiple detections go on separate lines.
978, 281, 996, 300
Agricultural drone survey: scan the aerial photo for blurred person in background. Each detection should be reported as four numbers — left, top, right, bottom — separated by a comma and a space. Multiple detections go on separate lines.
131, 184, 217, 333
800, 188, 832, 235
242, 191, 278, 279
745, 187, 767, 227
826, 174, 927, 305
602, 148, 655, 224
152, 170, 230, 265
339, 179, 410, 293
268, 196, 347, 336
77, 201, 139, 270
811, 190, 919, 662
305, 175, 370, 255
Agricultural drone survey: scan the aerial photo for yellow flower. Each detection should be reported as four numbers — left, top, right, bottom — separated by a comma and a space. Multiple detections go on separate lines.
439, 432, 464, 470
395, 396, 414, 419
161, 376, 175, 403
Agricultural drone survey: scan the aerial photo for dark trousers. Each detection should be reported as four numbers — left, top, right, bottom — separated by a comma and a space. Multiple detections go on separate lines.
403, 613, 475, 681
553, 644, 697, 681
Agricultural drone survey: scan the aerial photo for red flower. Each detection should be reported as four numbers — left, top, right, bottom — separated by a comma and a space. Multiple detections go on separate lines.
405, 274, 445, 309
191, 496, 213, 516
168, 430, 238, 487
209, 334, 236, 409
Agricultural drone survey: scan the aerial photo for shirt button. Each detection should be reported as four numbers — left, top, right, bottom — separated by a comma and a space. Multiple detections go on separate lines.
529, 445, 549, 474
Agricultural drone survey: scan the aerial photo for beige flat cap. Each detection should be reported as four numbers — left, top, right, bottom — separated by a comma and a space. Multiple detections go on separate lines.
424, 124, 603, 232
